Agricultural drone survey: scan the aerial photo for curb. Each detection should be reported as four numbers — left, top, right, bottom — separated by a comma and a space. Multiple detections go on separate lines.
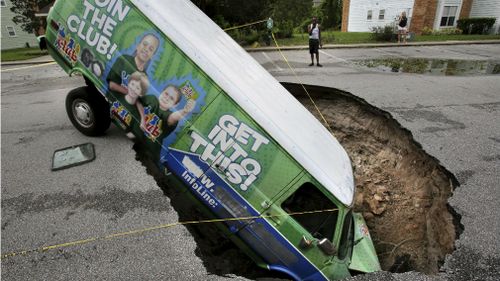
245, 39, 500, 52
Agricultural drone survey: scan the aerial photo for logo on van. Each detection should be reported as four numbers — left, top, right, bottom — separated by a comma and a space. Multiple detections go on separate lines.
55, 25, 80, 65
189, 115, 269, 191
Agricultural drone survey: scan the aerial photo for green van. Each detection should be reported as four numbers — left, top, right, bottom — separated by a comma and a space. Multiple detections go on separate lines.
44, 0, 380, 279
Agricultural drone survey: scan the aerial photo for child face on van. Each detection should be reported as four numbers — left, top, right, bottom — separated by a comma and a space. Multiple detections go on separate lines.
136, 35, 159, 63
159, 86, 181, 111
128, 79, 143, 99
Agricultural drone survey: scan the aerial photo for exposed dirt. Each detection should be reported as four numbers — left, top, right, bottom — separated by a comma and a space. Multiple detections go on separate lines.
283, 82, 461, 274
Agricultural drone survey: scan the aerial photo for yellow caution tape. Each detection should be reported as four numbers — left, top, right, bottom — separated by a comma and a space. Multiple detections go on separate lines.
223, 19, 268, 31
1, 208, 338, 260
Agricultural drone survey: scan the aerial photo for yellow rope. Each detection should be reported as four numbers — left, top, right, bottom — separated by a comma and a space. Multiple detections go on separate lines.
223, 19, 268, 31
271, 33, 335, 136
1, 208, 338, 260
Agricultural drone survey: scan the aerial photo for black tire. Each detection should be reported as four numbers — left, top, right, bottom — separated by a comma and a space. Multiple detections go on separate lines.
65, 86, 110, 136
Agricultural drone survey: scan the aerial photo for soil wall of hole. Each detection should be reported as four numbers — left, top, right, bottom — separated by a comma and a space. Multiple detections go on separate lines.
282, 82, 462, 274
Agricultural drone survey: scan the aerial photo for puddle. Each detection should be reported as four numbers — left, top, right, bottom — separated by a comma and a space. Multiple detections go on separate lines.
355, 58, 500, 76
134, 82, 462, 279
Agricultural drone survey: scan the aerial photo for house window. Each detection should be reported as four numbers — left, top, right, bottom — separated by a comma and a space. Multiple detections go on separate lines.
0, 0, 6, 7
440, 6, 458, 27
379, 9, 385, 20
367, 10, 372, 20
282, 182, 339, 242
6, 26, 17, 37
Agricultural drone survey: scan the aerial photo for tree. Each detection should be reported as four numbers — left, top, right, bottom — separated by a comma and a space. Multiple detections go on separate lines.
270, 0, 311, 37
192, 0, 271, 26
10, 0, 52, 34
220, 0, 272, 25
319, 0, 342, 29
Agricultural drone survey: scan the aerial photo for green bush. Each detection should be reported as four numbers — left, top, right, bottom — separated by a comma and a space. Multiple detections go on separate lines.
421, 26, 463, 35
421, 26, 433, 35
436, 27, 463, 35
243, 29, 261, 45
457, 17, 496, 34
274, 20, 294, 38
227, 29, 257, 46
371, 25, 394, 42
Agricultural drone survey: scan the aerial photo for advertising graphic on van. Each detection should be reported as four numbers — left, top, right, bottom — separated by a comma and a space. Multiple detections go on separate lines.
189, 114, 270, 191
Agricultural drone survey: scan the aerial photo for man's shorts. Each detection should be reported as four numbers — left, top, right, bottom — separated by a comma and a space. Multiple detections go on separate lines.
309, 39, 319, 54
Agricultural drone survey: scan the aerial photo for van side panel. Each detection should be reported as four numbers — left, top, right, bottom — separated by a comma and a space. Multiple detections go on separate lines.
169, 93, 304, 213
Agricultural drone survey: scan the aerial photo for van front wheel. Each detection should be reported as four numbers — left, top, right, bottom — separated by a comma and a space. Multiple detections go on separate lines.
66, 86, 110, 136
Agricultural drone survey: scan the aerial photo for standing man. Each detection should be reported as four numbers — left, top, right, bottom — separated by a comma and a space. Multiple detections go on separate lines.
308, 17, 322, 67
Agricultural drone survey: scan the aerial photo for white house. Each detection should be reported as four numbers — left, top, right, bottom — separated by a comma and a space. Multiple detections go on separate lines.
342, 0, 500, 34
345, 0, 414, 32
470, 0, 500, 34
1, 0, 39, 50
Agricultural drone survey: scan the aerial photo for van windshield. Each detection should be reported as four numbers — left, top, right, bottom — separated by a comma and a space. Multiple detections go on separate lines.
282, 182, 339, 241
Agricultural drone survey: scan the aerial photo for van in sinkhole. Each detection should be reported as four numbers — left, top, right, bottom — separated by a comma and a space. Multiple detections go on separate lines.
44, 0, 380, 279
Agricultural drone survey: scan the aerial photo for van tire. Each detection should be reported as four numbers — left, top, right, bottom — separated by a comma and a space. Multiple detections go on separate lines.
66, 86, 110, 136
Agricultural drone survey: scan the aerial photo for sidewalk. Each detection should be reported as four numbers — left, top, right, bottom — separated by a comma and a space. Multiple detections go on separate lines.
3, 39, 500, 65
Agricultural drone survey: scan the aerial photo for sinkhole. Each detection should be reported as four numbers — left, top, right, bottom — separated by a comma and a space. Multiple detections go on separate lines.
135, 82, 462, 279
282, 82, 462, 275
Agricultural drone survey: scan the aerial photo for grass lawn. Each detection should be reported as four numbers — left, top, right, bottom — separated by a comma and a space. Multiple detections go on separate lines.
271, 31, 500, 46
1, 48, 48, 62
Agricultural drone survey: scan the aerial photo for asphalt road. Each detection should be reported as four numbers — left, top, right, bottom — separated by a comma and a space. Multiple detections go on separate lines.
1, 43, 499, 280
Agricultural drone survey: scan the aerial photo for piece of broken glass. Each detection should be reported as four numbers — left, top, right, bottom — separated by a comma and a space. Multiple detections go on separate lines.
52, 143, 95, 171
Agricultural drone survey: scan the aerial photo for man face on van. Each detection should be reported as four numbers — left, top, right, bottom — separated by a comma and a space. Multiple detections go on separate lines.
159, 86, 181, 111
136, 35, 159, 63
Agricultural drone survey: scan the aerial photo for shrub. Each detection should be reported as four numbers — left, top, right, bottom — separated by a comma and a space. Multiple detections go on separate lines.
275, 20, 294, 38
371, 25, 394, 42
438, 27, 463, 35
457, 17, 496, 34
227, 29, 263, 46
421, 26, 463, 35
421, 26, 433, 35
